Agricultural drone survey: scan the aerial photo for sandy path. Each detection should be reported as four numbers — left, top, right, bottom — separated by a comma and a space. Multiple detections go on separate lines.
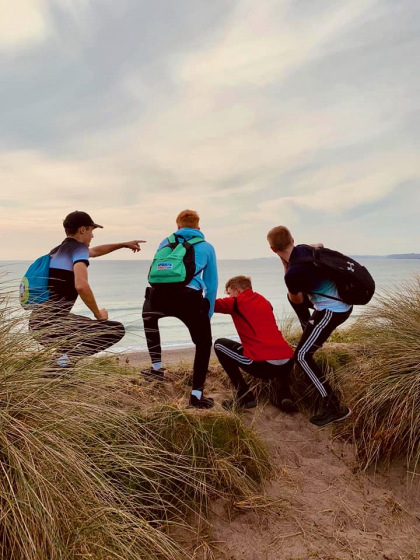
118, 348, 420, 559
120, 345, 209, 367
210, 404, 420, 560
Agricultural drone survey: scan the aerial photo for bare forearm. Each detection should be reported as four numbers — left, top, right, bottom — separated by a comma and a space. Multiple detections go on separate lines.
89, 243, 126, 258
77, 285, 101, 318
89, 239, 145, 258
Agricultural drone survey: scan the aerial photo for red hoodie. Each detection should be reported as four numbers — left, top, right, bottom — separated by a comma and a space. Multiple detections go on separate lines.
214, 289, 294, 361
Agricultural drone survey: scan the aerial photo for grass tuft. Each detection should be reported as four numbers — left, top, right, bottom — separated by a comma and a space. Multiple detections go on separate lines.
0, 276, 271, 559
337, 277, 420, 471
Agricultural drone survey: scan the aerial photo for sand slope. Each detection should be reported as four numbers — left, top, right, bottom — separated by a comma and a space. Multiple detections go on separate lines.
210, 404, 420, 560
126, 348, 419, 559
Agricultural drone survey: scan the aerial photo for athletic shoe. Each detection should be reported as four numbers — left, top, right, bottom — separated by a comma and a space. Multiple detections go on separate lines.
279, 398, 299, 414
141, 367, 167, 382
189, 394, 215, 409
310, 406, 351, 427
222, 392, 257, 411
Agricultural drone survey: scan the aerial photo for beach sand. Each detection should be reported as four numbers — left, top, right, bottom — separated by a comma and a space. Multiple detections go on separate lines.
121, 345, 215, 368
118, 345, 420, 560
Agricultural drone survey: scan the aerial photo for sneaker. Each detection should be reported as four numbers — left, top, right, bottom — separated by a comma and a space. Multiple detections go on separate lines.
56, 353, 71, 367
310, 406, 351, 427
222, 392, 257, 411
189, 394, 215, 409
279, 398, 299, 414
141, 367, 167, 382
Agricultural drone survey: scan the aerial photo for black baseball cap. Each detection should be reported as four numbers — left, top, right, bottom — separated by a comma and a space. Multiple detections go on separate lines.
63, 211, 103, 230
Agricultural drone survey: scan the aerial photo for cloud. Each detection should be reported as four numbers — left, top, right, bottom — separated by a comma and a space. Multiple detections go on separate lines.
0, 0, 51, 48
0, 0, 419, 259
177, 0, 376, 89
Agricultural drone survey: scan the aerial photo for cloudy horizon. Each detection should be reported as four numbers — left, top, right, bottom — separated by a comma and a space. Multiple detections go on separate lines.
1, 0, 419, 260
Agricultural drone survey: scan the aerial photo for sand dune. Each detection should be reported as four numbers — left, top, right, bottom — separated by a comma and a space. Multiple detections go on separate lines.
121, 347, 420, 559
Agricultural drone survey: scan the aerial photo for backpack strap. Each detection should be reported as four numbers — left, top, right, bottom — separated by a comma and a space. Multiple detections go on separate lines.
176, 235, 206, 281
183, 236, 205, 246
310, 292, 344, 302
289, 245, 317, 266
168, 234, 204, 248
166, 234, 179, 248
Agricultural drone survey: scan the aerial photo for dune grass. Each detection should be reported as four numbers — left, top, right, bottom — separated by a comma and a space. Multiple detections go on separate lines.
0, 280, 271, 560
336, 277, 420, 471
270, 279, 420, 474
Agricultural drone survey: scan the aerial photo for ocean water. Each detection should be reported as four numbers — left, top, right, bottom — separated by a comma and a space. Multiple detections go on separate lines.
2, 258, 420, 352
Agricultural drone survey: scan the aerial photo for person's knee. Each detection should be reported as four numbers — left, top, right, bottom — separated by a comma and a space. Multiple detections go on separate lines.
105, 320, 125, 341
294, 348, 308, 365
214, 338, 229, 355
215, 337, 231, 345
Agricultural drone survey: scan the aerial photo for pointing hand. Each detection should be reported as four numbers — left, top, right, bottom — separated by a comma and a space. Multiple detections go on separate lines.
125, 240, 146, 253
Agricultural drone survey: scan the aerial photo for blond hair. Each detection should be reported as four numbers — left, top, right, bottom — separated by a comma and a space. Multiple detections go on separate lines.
225, 275, 252, 293
176, 209, 200, 229
267, 226, 294, 251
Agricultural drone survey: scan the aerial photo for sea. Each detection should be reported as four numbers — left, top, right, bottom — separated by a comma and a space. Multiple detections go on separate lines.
2, 258, 420, 353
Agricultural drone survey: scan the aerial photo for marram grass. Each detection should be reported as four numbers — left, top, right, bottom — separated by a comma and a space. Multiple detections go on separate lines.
0, 277, 271, 560
336, 276, 420, 471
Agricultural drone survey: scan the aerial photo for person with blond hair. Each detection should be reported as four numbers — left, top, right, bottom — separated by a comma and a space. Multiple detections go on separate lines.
267, 226, 352, 426
142, 209, 218, 409
214, 275, 295, 411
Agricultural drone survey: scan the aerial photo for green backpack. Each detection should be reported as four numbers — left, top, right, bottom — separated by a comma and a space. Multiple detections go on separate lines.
148, 234, 204, 287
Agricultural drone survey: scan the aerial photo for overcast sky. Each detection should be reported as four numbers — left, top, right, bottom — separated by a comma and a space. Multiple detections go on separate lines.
1, 0, 419, 260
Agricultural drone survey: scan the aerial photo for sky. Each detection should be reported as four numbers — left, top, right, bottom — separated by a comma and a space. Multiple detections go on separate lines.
1, 0, 419, 260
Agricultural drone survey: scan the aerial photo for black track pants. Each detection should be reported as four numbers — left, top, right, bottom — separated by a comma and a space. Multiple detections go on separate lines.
214, 337, 293, 394
294, 307, 352, 398
142, 287, 212, 392
30, 312, 125, 359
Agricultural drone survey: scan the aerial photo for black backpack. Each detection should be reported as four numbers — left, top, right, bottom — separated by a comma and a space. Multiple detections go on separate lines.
292, 245, 375, 305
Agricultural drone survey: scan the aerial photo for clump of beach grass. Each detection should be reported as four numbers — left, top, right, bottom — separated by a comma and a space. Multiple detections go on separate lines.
0, 277, 271, 560
337, 277, 420, 471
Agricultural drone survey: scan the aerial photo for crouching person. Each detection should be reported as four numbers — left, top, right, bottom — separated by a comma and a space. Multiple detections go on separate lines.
214, 275, 296, 411
29, 211, 144, 372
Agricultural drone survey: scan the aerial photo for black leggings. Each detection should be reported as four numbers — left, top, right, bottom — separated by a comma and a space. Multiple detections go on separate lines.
214, 337, 293, 395
142, 287, 212, 391
29, 311, 125, 360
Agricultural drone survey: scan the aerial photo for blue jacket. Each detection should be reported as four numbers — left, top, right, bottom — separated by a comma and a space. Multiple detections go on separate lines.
158, 228, 218, 317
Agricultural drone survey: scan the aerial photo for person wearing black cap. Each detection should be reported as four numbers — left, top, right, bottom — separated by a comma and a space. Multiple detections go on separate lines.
29, 211, 145, 371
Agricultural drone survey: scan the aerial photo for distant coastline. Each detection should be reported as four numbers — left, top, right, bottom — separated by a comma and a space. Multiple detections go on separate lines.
386, 253, 420, 259
351, 254, 420, 259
